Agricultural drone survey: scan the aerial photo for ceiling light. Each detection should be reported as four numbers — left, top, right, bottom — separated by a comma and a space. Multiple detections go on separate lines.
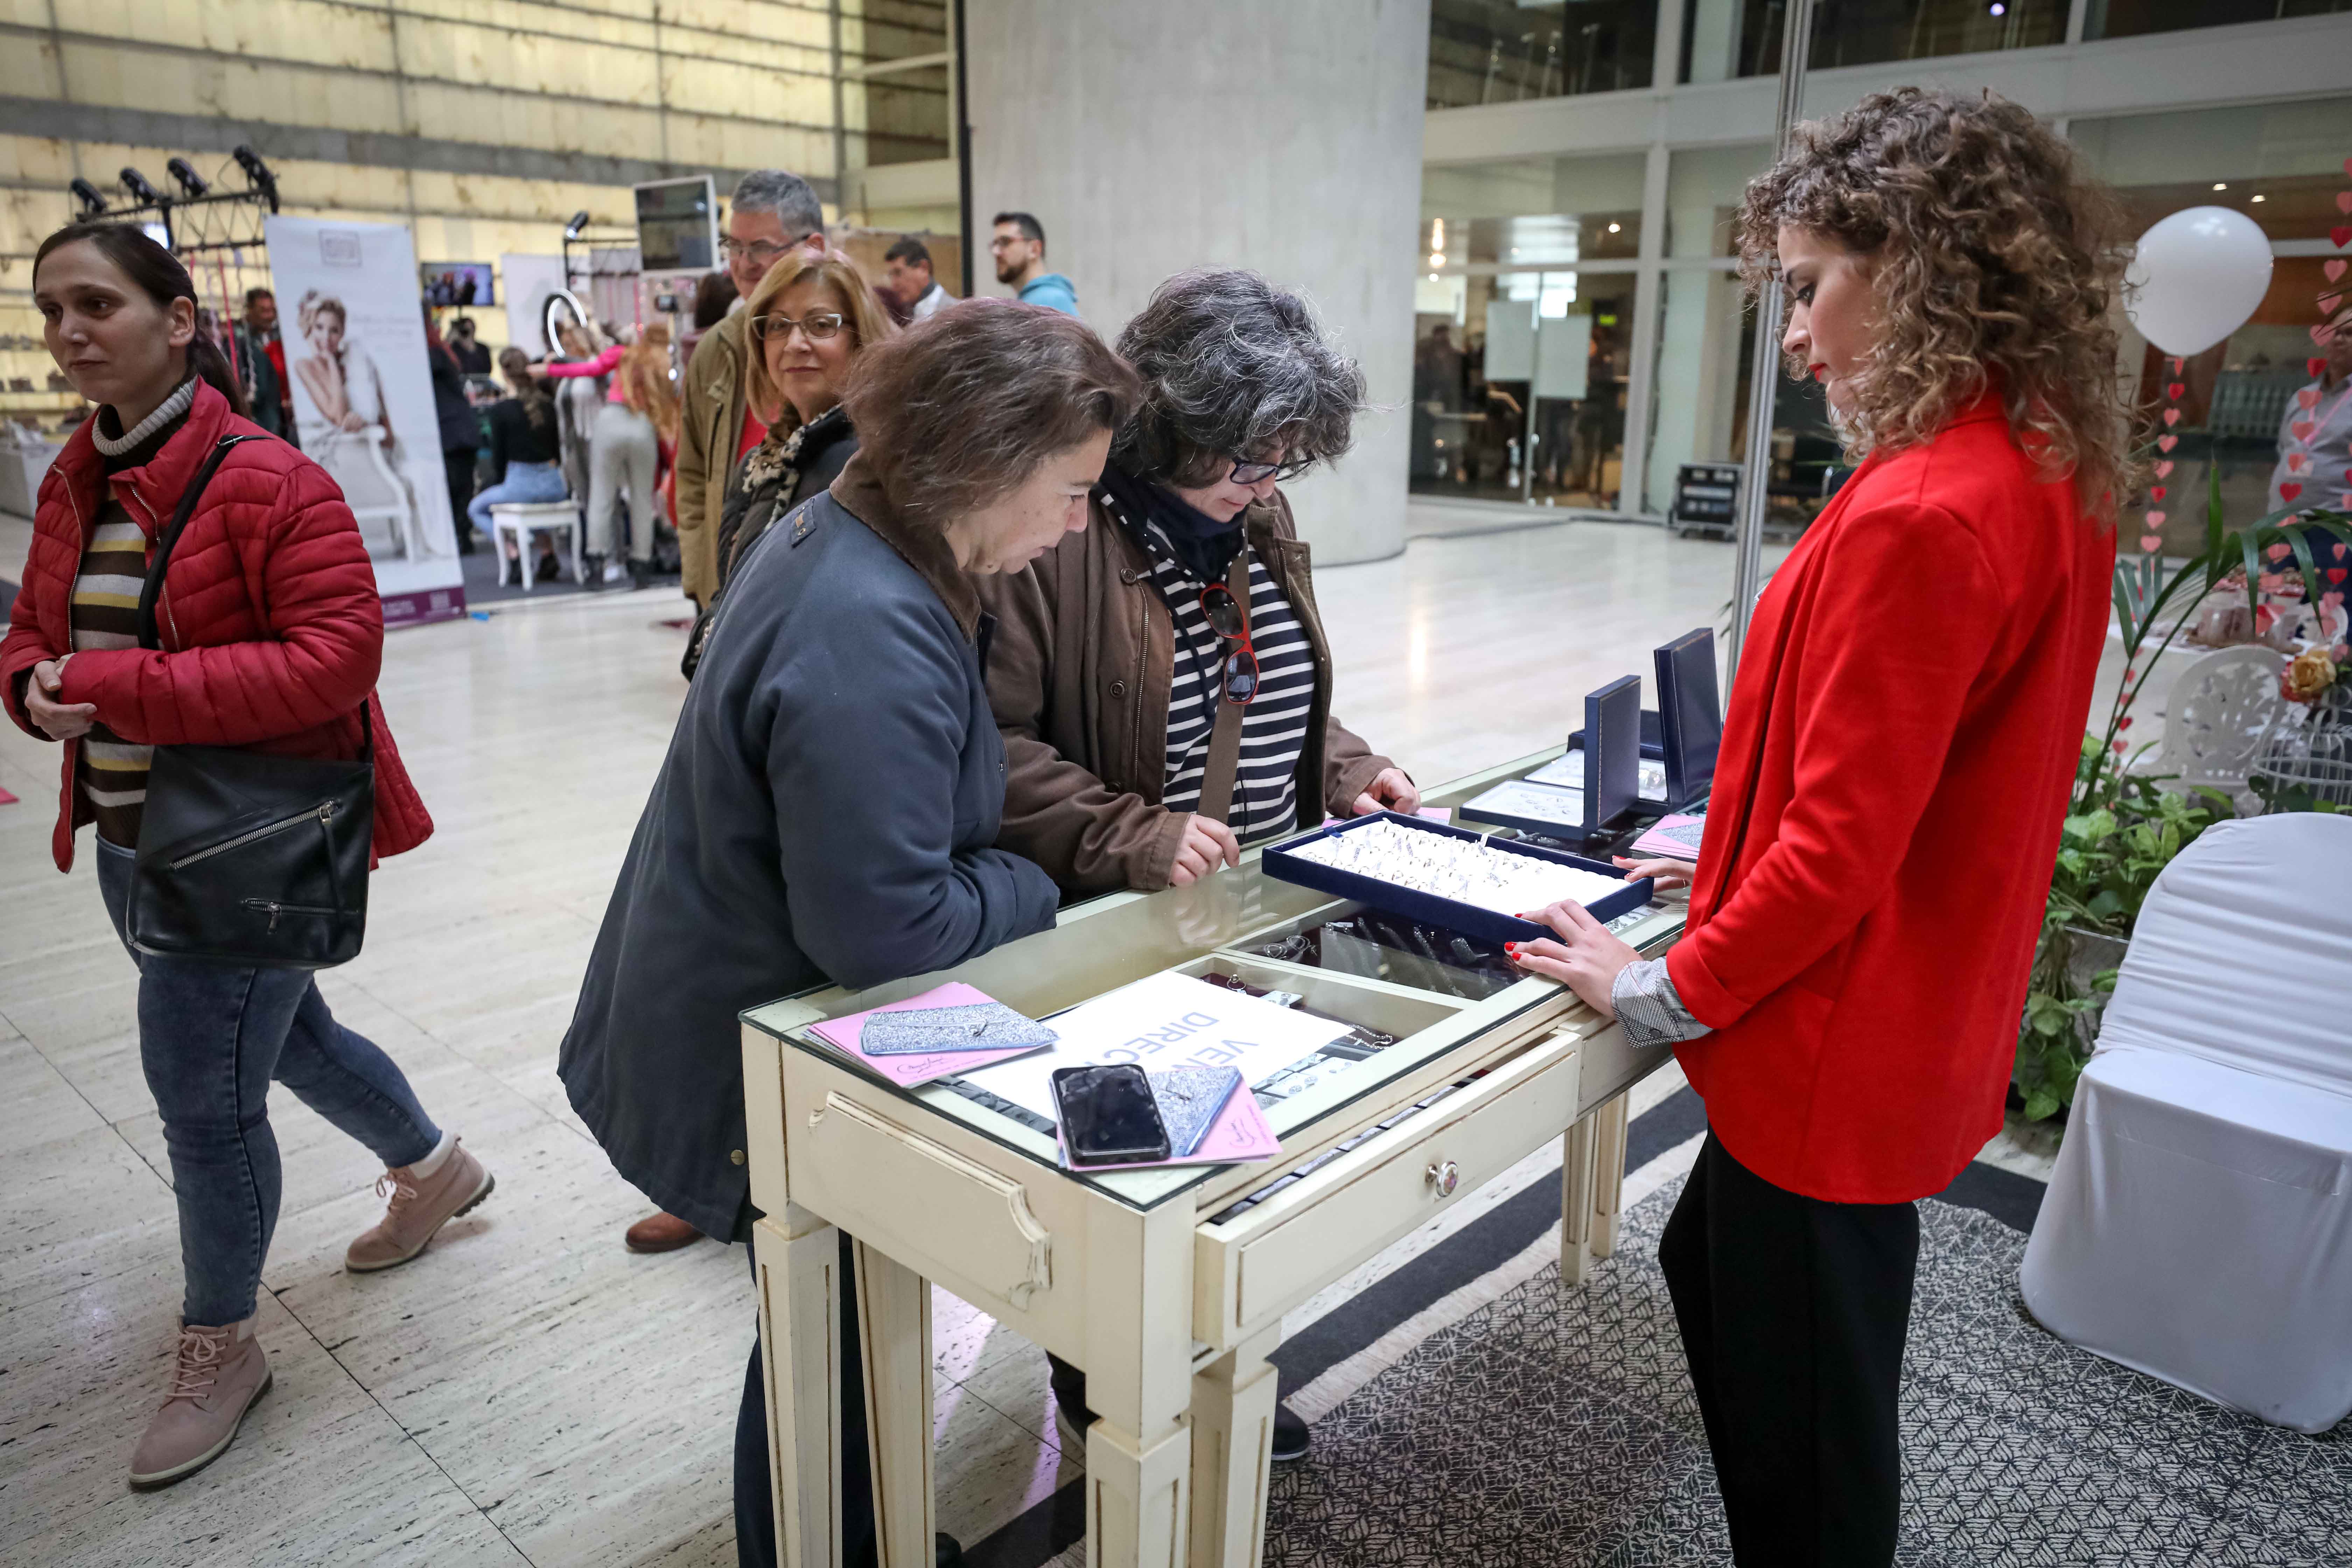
1431, 253, 1446, 266
2212, 182, 2227, 191
2250, 194, 2266, 203
1607, 222, 1621, 233
1988, 3, 2004, 14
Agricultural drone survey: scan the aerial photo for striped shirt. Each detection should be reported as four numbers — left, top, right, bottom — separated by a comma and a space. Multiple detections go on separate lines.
1139, 521, 1315, 845
72, 384, 195, 846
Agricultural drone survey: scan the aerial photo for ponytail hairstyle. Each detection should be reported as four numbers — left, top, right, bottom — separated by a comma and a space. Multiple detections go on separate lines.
498, 345, 555, 433
33, 220, 251, 420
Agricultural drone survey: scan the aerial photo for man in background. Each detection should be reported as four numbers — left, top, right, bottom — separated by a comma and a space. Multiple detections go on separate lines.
990, 212, 1078, 315
235, 287, 289, 441
674, 169, 827, 611
447, 316, 492, 375
884, 236, 951, 322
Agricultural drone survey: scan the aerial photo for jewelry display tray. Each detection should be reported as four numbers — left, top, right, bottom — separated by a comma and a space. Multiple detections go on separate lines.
1262, 811, 1655, 946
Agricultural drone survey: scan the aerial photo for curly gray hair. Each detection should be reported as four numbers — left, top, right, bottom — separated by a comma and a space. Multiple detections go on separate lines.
1111, 269, 1366, 488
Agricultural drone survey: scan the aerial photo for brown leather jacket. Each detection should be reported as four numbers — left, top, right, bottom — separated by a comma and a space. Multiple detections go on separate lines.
976, 489, 1395, 895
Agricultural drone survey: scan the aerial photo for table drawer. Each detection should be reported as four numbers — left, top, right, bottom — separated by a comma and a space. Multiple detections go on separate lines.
1193, 1024, 1588, 1346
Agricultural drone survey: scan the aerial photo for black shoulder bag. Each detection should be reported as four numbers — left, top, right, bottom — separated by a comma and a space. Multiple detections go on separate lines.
126, 435, 375, 968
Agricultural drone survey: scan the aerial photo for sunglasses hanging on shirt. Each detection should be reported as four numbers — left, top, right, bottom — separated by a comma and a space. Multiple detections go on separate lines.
1198, 582, 1261, 704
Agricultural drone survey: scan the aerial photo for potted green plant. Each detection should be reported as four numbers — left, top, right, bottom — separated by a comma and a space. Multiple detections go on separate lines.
2011, 473, 2351, 1121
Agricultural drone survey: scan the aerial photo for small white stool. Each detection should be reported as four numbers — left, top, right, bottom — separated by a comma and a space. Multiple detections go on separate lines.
488, 502, 584, 592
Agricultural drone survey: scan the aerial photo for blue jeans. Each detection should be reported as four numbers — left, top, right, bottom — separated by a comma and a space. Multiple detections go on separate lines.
95, 839, 441, 1326
467, 458, 570, 538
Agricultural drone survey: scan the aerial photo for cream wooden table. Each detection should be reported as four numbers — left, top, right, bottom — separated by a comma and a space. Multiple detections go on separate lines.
739, 750, 1686, 1568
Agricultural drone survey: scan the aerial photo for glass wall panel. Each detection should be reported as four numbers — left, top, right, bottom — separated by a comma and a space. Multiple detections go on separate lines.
1412, 274, 1532, 502
2087, 0, 2349, 41
1643, 271, 1840, 525
2072, 98, 2352, 544
1665, 142, 1770, 259
1428, 0, 1657, 108
1422, 154, 1648, 263
1523, 272, 1638, 508
1681, 0, 2063, 82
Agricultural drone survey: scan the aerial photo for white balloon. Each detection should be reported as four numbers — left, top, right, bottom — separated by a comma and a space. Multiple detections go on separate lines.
2127, 206, 2274, 358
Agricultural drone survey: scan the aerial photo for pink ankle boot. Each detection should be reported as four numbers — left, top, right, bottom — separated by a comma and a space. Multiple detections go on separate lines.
128, 1317, 271, 1489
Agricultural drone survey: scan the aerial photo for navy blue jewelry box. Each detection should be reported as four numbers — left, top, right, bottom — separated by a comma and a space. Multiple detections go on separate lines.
1262, 812, 1655, 947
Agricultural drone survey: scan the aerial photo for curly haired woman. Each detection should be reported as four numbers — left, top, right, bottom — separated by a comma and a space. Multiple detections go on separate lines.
1507, 89, 2130, 1563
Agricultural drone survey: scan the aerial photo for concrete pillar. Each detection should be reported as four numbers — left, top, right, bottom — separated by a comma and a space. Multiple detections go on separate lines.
964, 0, 1432, 565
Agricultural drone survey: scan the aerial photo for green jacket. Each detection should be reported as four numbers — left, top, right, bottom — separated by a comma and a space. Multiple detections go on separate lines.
675, 310, 752, 605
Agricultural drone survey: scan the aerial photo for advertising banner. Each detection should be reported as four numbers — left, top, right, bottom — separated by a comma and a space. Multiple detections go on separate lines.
264, 216, 465, 628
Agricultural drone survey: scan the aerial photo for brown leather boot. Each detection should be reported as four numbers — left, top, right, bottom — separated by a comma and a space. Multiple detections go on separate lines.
129, 1317, 272, 1489
624, 1211, 703, 1253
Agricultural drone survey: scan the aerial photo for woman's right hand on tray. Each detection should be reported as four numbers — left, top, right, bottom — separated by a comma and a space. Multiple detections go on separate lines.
1613, 856, 1694, 894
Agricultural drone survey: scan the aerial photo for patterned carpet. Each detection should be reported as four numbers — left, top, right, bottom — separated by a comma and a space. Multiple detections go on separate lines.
1262, 1179, 2351, 1568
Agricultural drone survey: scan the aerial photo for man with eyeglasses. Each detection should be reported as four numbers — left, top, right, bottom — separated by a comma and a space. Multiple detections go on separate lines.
990, 212, 1079, 316
674, 169, 827, 608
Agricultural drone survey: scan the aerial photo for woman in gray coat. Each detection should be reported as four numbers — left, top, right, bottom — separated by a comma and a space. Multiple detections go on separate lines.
559, 301, 1143, 1568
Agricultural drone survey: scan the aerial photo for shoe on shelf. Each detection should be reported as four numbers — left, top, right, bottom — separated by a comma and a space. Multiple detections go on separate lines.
345, 1138, 495, 1273
128, 1317, 272, 1489
624, 1211, 703, 1253
1271, 1401, 1310, 1463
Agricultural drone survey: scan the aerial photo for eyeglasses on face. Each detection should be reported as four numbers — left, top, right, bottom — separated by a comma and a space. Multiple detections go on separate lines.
719, 232, 817, 265
1199, 583, 1260, 705
750, 310, 848, 345
1227, 454, 1315, 486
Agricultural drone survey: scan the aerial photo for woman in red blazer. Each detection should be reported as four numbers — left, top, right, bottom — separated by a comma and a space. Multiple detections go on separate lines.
5, 224, 487, 1491
1510, 90, 2129, 1564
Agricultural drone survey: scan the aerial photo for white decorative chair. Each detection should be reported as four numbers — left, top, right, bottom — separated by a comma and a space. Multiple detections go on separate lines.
319, 425, 427, 561
2019, 812, 2352, 1434
2141, 644, 2284, 813
489, 501, 584, 592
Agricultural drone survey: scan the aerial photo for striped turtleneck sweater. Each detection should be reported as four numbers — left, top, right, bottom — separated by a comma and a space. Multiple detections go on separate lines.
73, 378, 197, 845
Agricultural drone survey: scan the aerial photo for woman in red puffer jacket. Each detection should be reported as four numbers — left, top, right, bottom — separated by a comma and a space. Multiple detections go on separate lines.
1, 223, 491, 1493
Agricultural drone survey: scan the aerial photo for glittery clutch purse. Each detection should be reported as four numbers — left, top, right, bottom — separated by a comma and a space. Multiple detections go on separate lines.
858, 1001, 1059, 1056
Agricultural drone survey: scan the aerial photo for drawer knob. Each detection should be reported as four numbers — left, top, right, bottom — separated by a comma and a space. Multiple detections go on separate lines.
1426, 1160, 1460, 1198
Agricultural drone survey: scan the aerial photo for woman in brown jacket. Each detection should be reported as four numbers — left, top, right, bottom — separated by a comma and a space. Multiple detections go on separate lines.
979, 268, 1416, 896
976, 268, 1418, 1461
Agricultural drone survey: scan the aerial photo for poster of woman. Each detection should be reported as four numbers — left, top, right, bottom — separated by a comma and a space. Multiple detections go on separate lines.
264, 216, 466, 626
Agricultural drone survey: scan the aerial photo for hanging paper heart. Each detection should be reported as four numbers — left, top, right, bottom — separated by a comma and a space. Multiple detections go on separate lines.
2339, 192, 2352, 215
2323, 294, 2345, 317
2303, 387, 2325, 410
2163, 408, 2182, 427
2138, 535, 2163, 552
2166, 381, 2186, 400
2316, 325, 2339, 346
2288, 453, 2311, 475
2337, 543, 2350, 560
2146, 510, 2166, 528
2345, 158, 2352, 176
2157, 434, 2178, 452
2334, 226, 2352, 249
2155, 460, 2174, 478
2118, 717, 2133, 731
2280, 484, 2304, 504
2294, 420, 2319, 442
2331, 569, 2350, 586
2330, 259, 2351, 283
2151, 484, 2168, 500
2269, 542, 2295, 560
2318, 358, 2334, 377
2259, 573, 2285, 595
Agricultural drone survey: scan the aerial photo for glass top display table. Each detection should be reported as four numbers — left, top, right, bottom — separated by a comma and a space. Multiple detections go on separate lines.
739, 748, 1689, 1568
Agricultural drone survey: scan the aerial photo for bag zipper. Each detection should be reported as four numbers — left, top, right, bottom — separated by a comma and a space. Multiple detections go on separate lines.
239, 897, 339, 933
169, 800, 340, 871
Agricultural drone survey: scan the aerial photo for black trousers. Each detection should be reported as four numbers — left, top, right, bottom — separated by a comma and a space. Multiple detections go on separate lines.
443, 446, 478, 546
1658, 1132, 1920, 1568
736, 1230, 877, 1568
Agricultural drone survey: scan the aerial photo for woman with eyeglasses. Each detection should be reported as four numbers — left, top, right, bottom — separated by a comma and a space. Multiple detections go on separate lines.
677, 250, 898, 679
975, 267, 1416, 1464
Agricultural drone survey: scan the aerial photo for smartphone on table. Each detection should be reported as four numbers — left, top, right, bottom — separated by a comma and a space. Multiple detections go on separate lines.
1051, 1064, 1171, 1167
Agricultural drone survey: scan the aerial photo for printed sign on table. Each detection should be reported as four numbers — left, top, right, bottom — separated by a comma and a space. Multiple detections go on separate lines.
264, 216, 465, 628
